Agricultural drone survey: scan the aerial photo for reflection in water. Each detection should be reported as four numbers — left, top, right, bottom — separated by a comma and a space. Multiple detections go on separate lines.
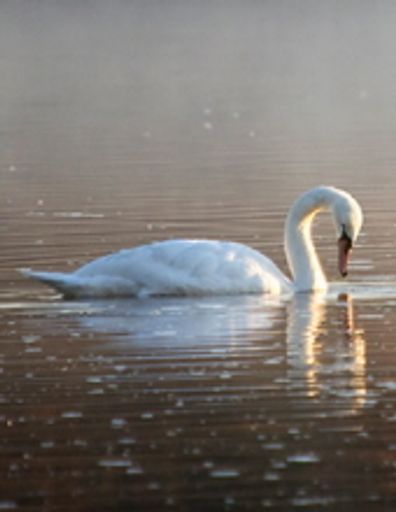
78, 295, 283, 347
287, 292, 327, 398
342, 294, 367, 410
287, 293, 367, 411
75, 291, 368, 414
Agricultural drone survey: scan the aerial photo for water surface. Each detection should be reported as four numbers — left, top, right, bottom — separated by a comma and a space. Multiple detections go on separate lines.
2, 2, 396, 511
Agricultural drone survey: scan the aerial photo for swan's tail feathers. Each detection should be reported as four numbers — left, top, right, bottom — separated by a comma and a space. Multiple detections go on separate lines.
21, 270, 83, 298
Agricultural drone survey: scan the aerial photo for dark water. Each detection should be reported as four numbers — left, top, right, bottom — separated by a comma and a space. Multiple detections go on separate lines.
2, 1, 396, 510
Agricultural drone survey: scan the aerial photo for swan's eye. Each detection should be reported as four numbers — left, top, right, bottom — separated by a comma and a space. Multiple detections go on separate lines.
340, 224, 353, 250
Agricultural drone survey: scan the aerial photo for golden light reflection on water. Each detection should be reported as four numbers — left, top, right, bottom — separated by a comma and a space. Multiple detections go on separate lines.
287, 293, 367, 411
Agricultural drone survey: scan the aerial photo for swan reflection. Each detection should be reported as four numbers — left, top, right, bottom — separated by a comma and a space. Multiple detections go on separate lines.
77, 295, 283, 347
70, 291, 367, 411
287, 292, 367, 410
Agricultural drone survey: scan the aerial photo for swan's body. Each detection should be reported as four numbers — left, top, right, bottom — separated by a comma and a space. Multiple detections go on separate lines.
23, 186, 363, 299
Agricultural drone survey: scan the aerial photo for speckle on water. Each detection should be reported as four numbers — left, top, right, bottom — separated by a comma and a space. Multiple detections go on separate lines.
111, 418, 128, 429
25, 347, 42, 353
263, 471, 280, 481
141, 412, 154, 420
126, 463, 144, 475
73, 439, 88, 447
114, 365, 127, 372
118, 437, 136, 446
86, 376, 102, 384
61, 411, 83, 419
40, 440, 55, 449
147, 481, 161, 491
87, 388, 104, 395
22, 335, 40, 344
209, 468, 240, 479
263, 356, 284, 365
98, 458, 132, 468
0, 501, 17, 510
262, 442, 284, 450
287, 452, 320, 464
378, 381, 396, 391
290, 496, 335, 507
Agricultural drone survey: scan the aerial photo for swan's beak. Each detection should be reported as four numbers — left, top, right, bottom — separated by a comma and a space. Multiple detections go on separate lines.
338, 235, 352, 277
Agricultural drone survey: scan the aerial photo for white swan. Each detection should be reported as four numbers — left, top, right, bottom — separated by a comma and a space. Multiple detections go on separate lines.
23, 186, 363, 299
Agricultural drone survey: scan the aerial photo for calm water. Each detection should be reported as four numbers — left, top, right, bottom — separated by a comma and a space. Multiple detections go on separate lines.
2, 1, 396, 511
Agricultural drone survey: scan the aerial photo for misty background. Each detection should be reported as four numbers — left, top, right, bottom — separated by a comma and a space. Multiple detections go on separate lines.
2, 0, 396, 273
2, 1, 396, 170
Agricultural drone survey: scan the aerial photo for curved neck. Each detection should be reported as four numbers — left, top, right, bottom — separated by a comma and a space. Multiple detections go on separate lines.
284, 188, 335, 292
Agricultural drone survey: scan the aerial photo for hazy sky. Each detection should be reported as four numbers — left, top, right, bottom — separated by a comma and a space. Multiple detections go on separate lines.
2, 0, 396, 180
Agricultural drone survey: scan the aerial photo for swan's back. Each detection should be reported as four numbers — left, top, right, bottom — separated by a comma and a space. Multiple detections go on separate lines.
27, 240, 291, 298
75, 240, 291, 297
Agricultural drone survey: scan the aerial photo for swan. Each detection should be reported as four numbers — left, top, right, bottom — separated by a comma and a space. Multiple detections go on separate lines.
22, 186, 363, 299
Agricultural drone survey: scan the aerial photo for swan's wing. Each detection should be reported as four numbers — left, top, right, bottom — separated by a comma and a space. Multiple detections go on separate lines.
77, 240, 290, 295
23, 240, 291, 297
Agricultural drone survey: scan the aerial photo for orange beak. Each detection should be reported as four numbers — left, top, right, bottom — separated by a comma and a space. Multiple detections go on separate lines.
338, 236, 352, 277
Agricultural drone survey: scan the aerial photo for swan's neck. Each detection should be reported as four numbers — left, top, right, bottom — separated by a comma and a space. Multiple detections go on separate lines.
284, 189, 333, 292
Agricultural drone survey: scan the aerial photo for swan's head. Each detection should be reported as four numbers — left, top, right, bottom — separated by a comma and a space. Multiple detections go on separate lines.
331, 189, 363, 277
